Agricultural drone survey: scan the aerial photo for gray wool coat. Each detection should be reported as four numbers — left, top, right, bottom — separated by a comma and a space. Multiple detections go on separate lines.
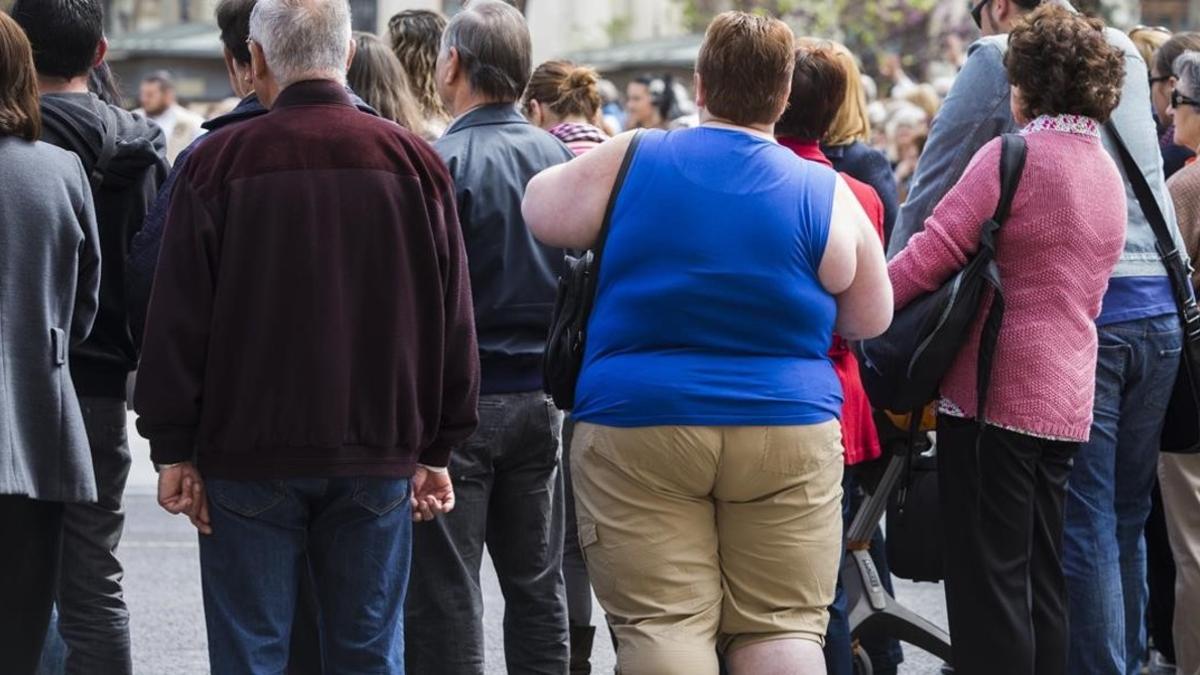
0, 137, 102, 503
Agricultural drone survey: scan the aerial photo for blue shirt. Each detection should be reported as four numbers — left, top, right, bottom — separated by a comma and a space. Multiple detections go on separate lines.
572, 127, 843, 427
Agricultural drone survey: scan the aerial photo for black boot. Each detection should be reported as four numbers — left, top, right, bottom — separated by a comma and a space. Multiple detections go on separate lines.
569, 624, 596, 675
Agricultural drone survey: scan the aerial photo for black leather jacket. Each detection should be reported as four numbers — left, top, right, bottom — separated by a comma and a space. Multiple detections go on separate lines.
435, 104, 574, 394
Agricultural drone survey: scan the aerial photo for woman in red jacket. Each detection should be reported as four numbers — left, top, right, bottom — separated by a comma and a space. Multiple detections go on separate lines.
776, 42, 900, 675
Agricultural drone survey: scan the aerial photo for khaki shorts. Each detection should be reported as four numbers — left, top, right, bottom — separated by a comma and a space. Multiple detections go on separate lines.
571, 421, 844, 674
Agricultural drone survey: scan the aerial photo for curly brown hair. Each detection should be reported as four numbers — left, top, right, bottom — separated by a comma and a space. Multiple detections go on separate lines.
1005, 5, 1125, 123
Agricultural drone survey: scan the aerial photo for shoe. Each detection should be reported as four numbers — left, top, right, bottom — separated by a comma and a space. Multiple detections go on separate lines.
570, 624, 596, 675
1150, 650, 1178, 675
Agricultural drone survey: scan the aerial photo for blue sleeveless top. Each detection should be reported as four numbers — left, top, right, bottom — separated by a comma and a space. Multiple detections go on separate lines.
572, 127, 843, 427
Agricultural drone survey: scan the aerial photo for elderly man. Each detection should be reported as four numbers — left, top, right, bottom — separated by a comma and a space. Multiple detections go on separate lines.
134, 0, 479, 671
404, 2, 575, 674
888, 2, 1185, 674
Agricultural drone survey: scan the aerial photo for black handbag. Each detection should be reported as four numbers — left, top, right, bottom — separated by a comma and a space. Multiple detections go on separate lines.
858, 133, 1027, 418
543, 130, 645, 410
1105, 123, 1200, 454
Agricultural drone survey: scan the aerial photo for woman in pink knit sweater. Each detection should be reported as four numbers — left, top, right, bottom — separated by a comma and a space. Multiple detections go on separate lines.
888, 7, 1128, 674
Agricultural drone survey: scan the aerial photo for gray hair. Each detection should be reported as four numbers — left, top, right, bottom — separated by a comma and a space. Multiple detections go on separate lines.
249, 0, 351, 88
440, 0, 531, 102
1175, 52, 1200, 101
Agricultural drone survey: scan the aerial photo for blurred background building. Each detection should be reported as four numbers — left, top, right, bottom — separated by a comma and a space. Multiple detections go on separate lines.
0, 0, 1177, 105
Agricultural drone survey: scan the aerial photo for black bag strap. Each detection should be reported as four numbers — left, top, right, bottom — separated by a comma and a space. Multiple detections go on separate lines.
577, 130, 646, 339
975, 133, 1027, 421
40, 96, 119, 190
591, 130, 646, 268
1103, 121, 1200, 335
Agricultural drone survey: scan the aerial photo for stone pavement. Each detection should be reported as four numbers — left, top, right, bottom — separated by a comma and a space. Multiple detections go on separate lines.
121, 412, 948, 674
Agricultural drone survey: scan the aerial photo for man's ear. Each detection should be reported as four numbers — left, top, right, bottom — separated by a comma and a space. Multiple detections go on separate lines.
93, 37, 109, 68
444, 47, 461, 87
346, 37, 357, 73
693, 71, 706, 110
250, 39, 269, 81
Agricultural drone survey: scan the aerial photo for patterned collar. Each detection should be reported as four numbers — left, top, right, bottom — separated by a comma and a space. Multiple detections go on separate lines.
1021, 114, 1101, 138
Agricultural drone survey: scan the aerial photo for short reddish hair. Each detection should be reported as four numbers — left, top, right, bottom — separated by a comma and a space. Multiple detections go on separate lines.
0, 12, 41, 142
696, 11, 795, 127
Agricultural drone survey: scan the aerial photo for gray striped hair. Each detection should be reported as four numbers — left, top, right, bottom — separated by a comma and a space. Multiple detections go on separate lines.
249, 0, 351, 88
1175, 52, 1200, 100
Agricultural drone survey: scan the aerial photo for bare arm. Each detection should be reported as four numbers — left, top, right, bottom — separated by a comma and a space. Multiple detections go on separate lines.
821, 177, 893, 340
523, 131, 637, 250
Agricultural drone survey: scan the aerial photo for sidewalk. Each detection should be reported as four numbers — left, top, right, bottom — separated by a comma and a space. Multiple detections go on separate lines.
121, 413, 947, 673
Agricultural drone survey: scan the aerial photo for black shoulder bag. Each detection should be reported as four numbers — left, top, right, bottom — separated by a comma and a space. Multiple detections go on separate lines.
859, 133, 1027, 419
1105, 122, 1200, 454
871, 134, 1026, 584
543, 130, 645, 410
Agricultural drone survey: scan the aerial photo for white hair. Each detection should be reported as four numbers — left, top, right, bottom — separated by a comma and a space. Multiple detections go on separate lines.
1176, 52, 1200, 101
249, 0, 351, 88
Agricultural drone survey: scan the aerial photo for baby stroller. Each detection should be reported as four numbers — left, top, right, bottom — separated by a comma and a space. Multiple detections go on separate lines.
841, 412, 952, 674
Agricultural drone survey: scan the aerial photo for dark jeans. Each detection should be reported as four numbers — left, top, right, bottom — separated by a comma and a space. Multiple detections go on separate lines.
1063, 315, 1181, 675
200, 477, 413, 674
939, 415, 1077, 675
54, 397, 132, 675
406, 391, 569, 675
0, 496, 63, 675
1146, 480, 1176, 663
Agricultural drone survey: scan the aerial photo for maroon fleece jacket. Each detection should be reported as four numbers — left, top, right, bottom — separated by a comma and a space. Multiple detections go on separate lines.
135, 80, 479, 479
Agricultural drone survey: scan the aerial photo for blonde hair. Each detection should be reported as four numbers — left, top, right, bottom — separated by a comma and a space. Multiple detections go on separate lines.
1129, 26, 1171, 70
804, 38, 871, 147
387, 9, 451, 127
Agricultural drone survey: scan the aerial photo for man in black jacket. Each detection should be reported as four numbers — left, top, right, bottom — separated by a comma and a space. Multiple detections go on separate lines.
404, 2, 575, 674
11, 2, 168, 673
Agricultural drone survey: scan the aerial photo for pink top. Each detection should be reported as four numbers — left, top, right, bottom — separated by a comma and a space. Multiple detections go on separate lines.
888, 116, 1127, 442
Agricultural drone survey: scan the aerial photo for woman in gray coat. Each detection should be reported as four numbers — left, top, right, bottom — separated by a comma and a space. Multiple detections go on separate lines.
0, 12, 102, 672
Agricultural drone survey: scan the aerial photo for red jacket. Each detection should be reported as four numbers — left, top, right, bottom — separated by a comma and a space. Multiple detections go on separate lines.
780, 137, 883, 466
136, 80, 480, 479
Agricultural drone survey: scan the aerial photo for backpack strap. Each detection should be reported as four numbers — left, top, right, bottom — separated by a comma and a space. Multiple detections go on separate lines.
975, 133, 1027, 422
40, 96, 118, 190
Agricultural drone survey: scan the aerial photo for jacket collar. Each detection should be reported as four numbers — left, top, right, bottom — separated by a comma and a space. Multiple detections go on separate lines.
444, 102, 526, 136
206, 88, 378, 132
272, 80, 354, 110
778, 136, 834, 168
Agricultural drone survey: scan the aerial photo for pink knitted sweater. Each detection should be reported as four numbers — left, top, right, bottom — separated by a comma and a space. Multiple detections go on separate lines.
888, 116, 1127, 442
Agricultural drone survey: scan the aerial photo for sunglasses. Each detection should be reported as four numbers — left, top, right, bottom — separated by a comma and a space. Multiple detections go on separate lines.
1150, 73, 1174, 86
1172, 89, 1200, 110
971, 0, 990, 30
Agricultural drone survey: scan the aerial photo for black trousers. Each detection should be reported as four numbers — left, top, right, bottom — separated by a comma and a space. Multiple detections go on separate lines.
55, 397, 133, 675
406, 391, 569, 675
0, 495, 64, 675
938, 415, 1077, 675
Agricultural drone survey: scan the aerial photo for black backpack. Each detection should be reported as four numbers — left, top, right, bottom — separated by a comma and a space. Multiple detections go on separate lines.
543, 131, 644, 410
858, 133, 1027, 419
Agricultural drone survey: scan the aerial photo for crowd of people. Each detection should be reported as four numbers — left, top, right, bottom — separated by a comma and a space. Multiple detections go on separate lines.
0, 0, 1199, 674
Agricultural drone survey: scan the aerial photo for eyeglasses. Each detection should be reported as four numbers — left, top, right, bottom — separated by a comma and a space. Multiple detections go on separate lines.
970, 0, 991, 30
1150, 73, 1174, 86
1172, 89, 1200, 110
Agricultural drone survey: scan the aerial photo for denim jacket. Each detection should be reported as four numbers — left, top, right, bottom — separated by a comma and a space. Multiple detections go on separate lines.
889, 30, 1187, 279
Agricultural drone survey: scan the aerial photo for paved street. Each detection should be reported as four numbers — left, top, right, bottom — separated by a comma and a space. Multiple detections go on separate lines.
121, 413, 949, 674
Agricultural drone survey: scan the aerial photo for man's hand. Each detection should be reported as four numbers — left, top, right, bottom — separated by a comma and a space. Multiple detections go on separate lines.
411, 466, 455, 523
157, 462, 212, 535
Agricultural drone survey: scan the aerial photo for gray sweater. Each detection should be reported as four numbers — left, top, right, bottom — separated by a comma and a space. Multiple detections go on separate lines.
890, 29, 1186, 281
0, 137, 102, 502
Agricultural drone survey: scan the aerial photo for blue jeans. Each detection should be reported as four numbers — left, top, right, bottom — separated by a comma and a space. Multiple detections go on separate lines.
200, 477, 412, 674
1064, 314, 1182, 675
